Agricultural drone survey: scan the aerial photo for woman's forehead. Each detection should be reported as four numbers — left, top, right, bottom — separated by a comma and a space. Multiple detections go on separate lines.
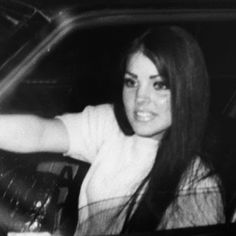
126, 51, 159, 76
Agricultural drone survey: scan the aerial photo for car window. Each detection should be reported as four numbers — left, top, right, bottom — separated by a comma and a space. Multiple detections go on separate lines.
0, 12, 235, 235
2, 22, 236, 116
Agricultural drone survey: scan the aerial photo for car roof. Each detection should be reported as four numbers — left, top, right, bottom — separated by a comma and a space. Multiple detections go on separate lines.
3, 0, 236, 18
10, 0, 236, 9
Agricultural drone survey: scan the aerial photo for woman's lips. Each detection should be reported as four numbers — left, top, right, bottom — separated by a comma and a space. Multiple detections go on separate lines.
134, 111, 157, 122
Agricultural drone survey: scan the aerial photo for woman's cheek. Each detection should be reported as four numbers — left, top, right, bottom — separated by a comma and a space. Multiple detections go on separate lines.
155, 92, 171, 109
123, 89, 134, 109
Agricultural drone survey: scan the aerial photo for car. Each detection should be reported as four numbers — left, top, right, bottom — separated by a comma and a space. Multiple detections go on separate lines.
0, 0, 235, 235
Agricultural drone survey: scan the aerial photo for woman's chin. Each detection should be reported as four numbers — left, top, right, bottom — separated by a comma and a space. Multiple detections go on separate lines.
131, 124, 166, 141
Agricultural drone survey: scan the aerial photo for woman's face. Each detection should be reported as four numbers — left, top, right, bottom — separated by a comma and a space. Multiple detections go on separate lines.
122, 51, 172, 141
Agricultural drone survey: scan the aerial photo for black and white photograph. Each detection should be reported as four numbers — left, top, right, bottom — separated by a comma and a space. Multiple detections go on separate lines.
0, 0, 235, 235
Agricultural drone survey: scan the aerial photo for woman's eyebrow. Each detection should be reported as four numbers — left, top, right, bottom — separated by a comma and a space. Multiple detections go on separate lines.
150, 74, 160, 79
125, 71, 137, 78
125, 71, 160, 79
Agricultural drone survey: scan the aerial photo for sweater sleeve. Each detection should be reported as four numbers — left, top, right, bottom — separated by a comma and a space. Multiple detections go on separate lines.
57, 104, 114, 163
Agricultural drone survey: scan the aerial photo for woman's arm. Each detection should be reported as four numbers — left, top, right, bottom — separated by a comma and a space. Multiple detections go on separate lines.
0, 115, 69, 153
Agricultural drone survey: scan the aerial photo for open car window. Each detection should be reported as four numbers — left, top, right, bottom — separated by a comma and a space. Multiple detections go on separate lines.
2, 21, 236, 116
0, 2, 235, 236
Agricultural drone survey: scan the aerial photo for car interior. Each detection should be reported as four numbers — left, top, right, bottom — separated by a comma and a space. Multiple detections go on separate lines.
0, 6, 235, 235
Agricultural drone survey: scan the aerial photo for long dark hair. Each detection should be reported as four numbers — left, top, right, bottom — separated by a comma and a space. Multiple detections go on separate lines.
114, 26, 211, 232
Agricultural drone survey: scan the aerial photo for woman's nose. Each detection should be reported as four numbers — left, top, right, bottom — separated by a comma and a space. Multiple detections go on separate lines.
136, 85, 151, 105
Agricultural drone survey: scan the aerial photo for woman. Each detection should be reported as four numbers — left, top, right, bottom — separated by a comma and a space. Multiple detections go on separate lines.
1, 26, 224, 235
115, 26, 225, 233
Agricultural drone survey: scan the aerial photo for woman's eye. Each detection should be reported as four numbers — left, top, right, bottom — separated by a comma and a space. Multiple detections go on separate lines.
124, 78, 137, 88
153, 81, 168, 90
